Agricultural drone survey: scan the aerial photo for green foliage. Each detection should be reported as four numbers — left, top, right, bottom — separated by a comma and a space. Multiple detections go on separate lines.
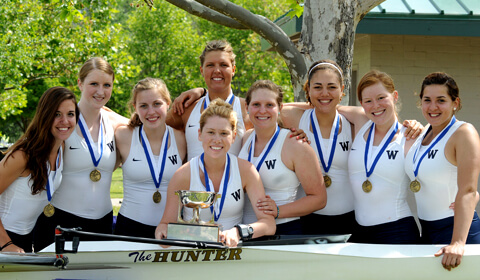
0, 0, 295, 139
286, 0, 304, 19
0, 0, 137, 137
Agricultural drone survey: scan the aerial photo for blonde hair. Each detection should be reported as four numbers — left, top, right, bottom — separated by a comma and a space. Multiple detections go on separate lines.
199, 40, 236, 66
199, 98, 237, 132
128, 78, 172, 127
78, 57, 114, 82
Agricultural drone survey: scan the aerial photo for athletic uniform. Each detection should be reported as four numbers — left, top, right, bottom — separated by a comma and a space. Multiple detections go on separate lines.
238, 129, 302, 234
405, 120, 480, 244
185, 96, 245, 161
115, 126, 182, 238
348, 121, 419, 244
0, 148, 63, 252
34, 111, 116, 251
185, 155, 244, 231
297, 109, 356, 235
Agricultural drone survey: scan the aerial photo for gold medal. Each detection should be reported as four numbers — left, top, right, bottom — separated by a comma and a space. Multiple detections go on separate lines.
153, 190, 162, 203
410, 180, 421, 193
43, 203, 55, 217
362, 179, 372, 193
323, 175, 332, 188
90, 169, 101, 182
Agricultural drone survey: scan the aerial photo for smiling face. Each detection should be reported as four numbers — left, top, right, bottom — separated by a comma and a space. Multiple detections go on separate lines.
308, 69, 344, 114
421, 84, 459, 128
78, 69, 114, 109
360, 82, 398, 127
134, 89, 169, 129
51, 99, 77, 142
198, 115, 235, 158
247, 88, 282, 130
200, 51, 236, 93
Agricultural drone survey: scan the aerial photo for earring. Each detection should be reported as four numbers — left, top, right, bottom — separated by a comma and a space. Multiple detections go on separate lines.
454, 107, 457, 111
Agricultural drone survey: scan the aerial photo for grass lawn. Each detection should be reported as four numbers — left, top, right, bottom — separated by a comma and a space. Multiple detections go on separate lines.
111, 168, 123, 216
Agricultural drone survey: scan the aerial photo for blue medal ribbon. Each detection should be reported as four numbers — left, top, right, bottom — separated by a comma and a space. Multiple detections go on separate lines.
78, 113, 104, 168
203, 90, 235, 110
200, 153, 230, 222
310, 110, 339, 174
248, 126, 280, 171
140, 125, 170, 190
364, 121, 399, 178
412, 116, 456, 178
46, 147, 62, 203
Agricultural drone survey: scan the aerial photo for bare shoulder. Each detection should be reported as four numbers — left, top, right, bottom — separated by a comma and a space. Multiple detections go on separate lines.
171, 161, 191, 185
237, 157, 255, 174
453, 122, 480, 144
281, 106, 307, 129
115, 125, 133, 142
242, 128, 254, 146
102, 108, 129, 129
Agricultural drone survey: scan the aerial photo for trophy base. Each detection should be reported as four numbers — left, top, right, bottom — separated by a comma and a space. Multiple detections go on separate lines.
167, 223, 220, 242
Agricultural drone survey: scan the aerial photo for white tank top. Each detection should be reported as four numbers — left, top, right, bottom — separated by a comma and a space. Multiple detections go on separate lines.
297, 109, 354, 215
405, 121, 465, 221
119, 126, 182, 226
0, 148, 63, 234
52, 112, 116, 219
184, 155, 244, 230
348, 121, 412, 226
185, 96, 245, 161
238, 129, 300, 225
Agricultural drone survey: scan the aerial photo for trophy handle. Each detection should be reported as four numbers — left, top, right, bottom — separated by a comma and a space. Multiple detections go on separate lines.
176, 191, 186, 223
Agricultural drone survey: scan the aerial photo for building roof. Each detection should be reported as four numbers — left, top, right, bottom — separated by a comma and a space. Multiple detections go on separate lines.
358, 0, 480, 36
261, 0, 480, 50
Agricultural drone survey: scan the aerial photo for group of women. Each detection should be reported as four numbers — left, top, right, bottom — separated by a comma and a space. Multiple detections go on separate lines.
0, 39, 479, 271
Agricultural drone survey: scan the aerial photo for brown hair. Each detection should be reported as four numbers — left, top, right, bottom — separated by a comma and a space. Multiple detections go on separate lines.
303, 60, 344, 104
199, 40, 236, 66
419, 72, 461, 112
4, 87, 79, 195
128, 78, 172, 127
199, 98, 237, 132
357, 70, 396, 102
245, 80, 284, 128
78, 57, 115, 83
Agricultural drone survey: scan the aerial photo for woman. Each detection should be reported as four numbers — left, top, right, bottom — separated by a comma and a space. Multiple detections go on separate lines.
281, 60, 357, 235
34, 57, 128, 251
166, 40, 250, 160
156, 99, 275, 247
0, 87, 78, 252
238, 80, 327, 235
405, 72, 480, 270
114, 78, 186, 238
347, 70, 420, 244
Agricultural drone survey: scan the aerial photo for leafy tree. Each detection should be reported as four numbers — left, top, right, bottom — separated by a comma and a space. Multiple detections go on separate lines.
0, 0, 137, 136
162, 0, 386, 101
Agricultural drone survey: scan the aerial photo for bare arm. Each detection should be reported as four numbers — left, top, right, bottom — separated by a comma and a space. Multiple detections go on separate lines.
256, 136, 326, 219
435, 123, 480, 270
0, 151, 28, 253
114, 125, 133, 166
171, 88, 204, 115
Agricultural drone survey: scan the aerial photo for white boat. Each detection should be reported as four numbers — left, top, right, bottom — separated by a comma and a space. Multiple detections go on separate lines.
1, 228, 479, 280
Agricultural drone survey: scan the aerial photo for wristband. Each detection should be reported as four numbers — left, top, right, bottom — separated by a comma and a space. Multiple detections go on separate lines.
201, 88, 207, 97
275, 206, 279, 219
0, 240, 13, 251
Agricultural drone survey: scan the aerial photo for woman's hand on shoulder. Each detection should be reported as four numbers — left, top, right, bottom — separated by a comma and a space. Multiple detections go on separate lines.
172, 88, 204, 115
402, 119, 424, 140
287, 127, 310, 144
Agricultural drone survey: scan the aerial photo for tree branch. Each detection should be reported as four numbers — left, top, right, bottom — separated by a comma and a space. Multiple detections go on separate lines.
194, 0, 306, 83
164, 0, 247, 29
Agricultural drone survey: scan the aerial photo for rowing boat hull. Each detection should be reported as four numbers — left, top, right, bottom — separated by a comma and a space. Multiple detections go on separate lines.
1, 241, 480, 279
